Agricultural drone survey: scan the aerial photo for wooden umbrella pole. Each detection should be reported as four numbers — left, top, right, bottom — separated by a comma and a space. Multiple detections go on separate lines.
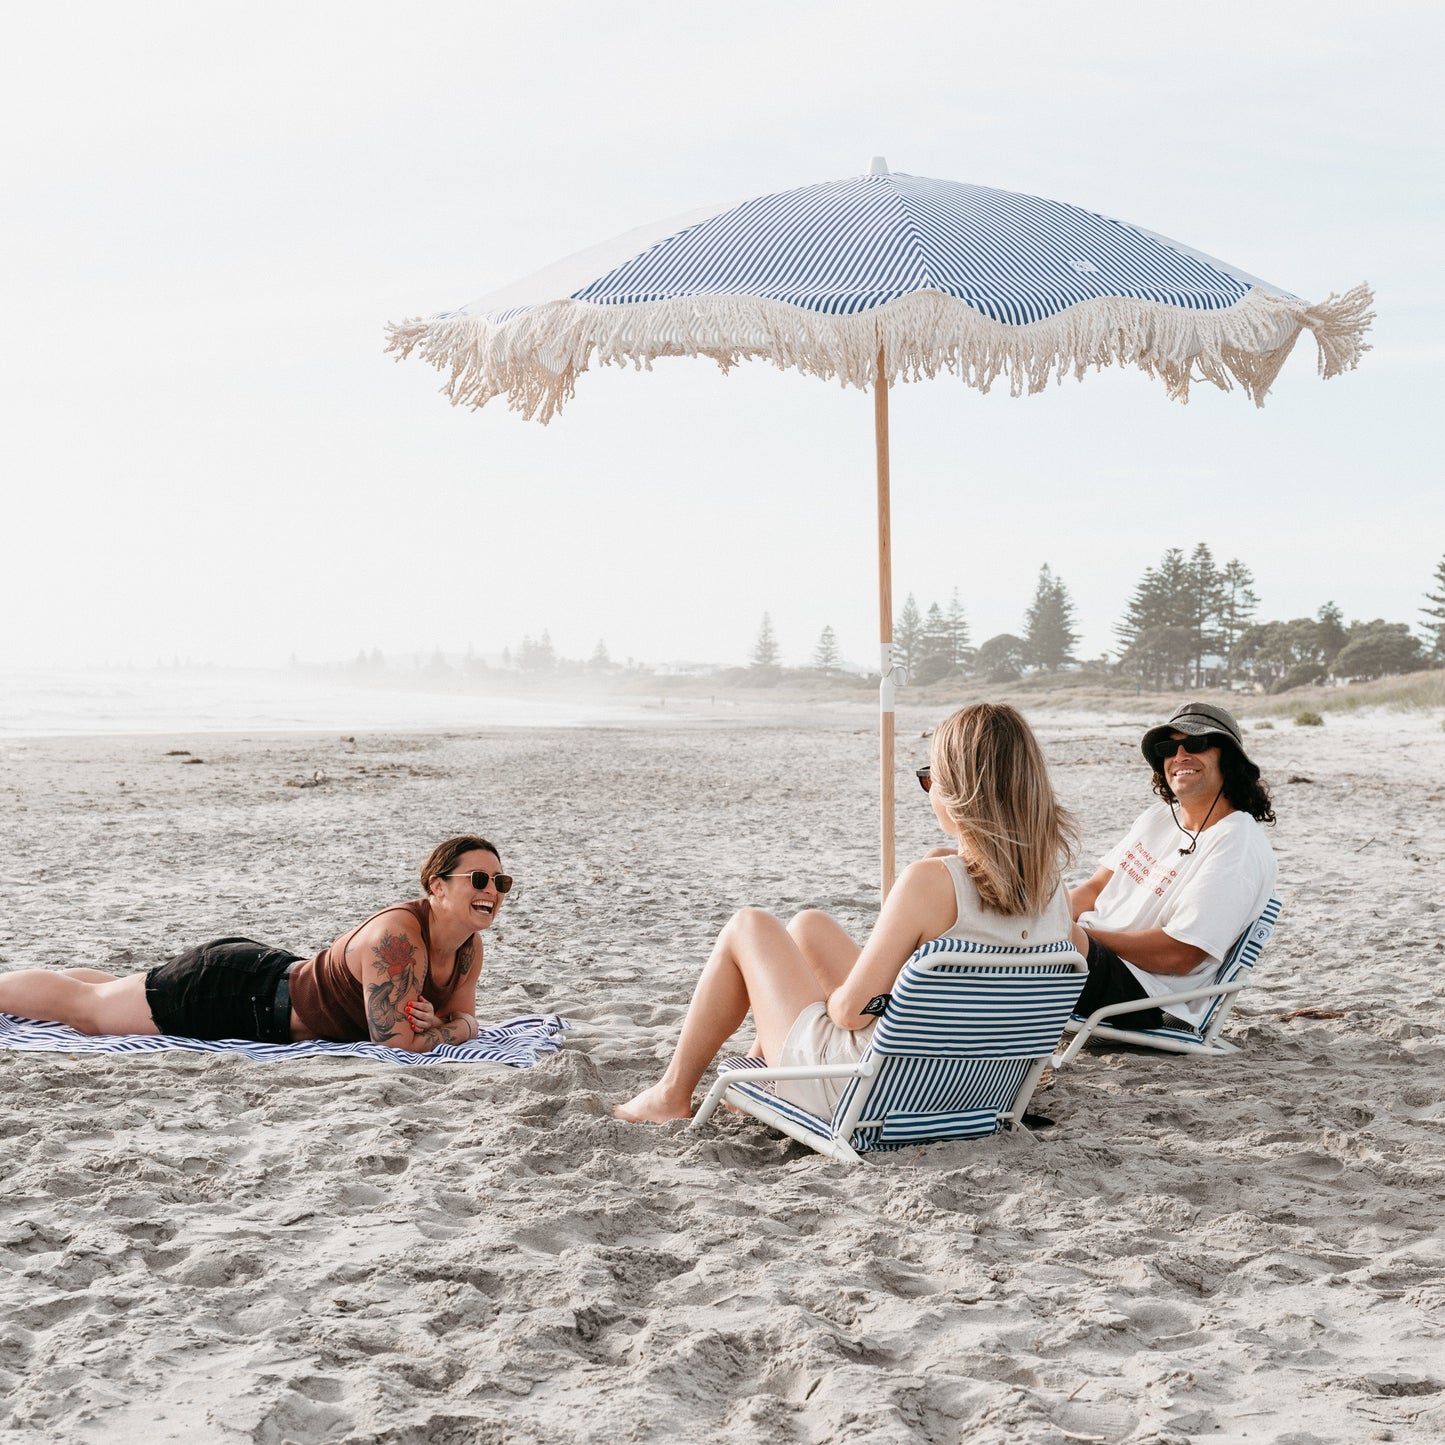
874, 344, 896, 903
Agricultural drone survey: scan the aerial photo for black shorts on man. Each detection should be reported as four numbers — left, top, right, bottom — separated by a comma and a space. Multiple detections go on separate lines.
1075, 936, 1168, 1031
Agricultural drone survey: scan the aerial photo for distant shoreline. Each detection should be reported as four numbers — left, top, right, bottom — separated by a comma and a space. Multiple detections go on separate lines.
1, 663, 1439, 742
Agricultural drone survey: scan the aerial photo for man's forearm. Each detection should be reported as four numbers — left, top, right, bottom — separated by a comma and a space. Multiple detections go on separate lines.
1080, 925, 1206, 975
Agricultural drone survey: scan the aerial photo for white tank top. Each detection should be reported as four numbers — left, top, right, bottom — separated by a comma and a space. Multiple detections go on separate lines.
935, 853, 1072, 948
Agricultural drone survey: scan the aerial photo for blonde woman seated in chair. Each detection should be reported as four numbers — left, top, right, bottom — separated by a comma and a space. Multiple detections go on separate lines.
615, 703, 1079, 1124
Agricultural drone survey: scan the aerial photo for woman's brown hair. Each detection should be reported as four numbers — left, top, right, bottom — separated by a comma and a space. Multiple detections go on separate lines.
420, 835, 502, 896
928, 703, 1078, 916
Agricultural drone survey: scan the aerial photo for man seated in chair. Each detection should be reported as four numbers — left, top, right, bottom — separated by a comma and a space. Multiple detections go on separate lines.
1069, 703, 1277, 1032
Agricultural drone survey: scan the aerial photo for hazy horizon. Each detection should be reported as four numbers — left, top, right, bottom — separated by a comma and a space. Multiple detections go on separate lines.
3, 2, 1440, 677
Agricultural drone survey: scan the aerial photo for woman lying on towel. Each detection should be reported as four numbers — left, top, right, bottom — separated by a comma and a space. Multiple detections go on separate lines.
0, 835, 510, 1052
614, 703, 1077, 1122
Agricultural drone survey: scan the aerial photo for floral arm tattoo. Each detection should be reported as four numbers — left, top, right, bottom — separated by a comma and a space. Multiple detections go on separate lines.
364, 927, 471, 1051
364, 929, 423, 1043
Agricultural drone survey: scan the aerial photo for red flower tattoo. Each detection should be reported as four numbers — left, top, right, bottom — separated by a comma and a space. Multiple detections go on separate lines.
378, 931, 416, 978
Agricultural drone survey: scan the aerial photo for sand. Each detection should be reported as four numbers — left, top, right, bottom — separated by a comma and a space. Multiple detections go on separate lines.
1, 704, 1443, 1443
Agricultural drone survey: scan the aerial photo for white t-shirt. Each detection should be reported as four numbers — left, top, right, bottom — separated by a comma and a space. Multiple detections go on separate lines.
1077, 804, 1277, 1025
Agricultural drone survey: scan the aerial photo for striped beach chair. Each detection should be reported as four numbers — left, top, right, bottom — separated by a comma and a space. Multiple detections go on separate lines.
690, 938, 1087, 1164
1052, 896, 1282, 1066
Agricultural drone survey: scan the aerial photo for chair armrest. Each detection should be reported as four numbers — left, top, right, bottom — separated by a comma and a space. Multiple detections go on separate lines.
1053, 979, 1246, 1068
716, 1061, 872, 1083
691, 1060, 872, 1127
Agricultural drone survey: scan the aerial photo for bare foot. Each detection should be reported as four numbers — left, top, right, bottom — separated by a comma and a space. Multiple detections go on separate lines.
613, 1083, 693, 1123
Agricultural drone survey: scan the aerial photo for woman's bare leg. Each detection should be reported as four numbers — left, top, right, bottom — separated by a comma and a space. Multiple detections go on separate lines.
736, 909, 862, 1060
0, 970, 158, 1035
787, 910, 861, 991
614, 909, 827, 1122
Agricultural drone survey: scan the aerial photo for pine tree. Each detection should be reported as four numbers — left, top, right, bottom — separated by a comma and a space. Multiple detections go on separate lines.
913, 603, 956, 684
1116, 548, 1192, 690
894, 594, 924, 678
813, 624, 841, 673
1421, 556, 1445, 661
589, 639, 611, 669
517, 632, 556, 672
1116, 566, 1165, 655
1216, 559, 1258, 687
750, 613, 781, 669
1184, 543, 1224, 687
1023, 565, 1079, 672
945, 589, 972, 670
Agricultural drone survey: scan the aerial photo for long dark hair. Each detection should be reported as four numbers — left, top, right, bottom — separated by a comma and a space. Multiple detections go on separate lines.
1151, 739, 1275, 824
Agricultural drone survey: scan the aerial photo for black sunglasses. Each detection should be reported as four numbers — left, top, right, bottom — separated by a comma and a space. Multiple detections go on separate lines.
1150, 733, 1229, 763
442, 870, 514, 893
916, 765, 932, 793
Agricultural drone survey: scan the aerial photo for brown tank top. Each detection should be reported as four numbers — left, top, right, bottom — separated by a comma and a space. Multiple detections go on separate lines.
288, 899, 452, 1042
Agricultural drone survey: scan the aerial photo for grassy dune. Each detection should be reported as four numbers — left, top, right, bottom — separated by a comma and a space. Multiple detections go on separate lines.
699, 665, 1445, 719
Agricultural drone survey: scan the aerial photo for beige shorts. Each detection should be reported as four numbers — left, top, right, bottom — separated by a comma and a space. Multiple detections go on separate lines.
771, 1001, 876, 1118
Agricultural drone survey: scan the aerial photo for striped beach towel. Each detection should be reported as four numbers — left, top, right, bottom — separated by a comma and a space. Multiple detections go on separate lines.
0, 1011, 568, 1067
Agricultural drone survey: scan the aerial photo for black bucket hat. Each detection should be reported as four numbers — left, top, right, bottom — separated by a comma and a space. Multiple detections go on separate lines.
1140, 702, 1253, 769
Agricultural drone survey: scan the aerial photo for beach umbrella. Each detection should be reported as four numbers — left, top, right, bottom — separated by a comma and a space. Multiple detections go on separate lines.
387, 159, 1372, 901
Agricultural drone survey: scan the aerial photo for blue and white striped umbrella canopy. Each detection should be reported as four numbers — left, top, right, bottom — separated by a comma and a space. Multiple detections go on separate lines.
387, 166, 1372, 421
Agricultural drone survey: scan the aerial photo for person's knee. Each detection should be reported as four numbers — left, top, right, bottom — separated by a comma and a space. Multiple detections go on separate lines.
730, 906, 779, 934
725, 908, 792, 962
787, 908, 830, 941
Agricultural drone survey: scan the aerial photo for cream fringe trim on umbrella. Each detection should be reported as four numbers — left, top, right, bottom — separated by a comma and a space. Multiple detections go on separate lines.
385, 283, 1373, 425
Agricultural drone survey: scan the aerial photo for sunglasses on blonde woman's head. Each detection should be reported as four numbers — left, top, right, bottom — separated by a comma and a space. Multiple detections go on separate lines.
916, 765, 932, 793
442, 870, 514, 893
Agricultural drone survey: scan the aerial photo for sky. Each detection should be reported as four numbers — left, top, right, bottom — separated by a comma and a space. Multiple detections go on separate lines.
2, 1, 1441, 673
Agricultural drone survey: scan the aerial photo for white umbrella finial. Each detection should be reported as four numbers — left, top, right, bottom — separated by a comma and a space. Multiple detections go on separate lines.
868, 156, 890, 175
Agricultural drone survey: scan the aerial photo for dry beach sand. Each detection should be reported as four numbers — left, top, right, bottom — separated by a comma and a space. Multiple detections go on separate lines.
1, 703, 1442, 1443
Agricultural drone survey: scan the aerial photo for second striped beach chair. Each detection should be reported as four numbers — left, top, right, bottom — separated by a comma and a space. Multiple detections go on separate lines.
1052, 896, 1282, 1066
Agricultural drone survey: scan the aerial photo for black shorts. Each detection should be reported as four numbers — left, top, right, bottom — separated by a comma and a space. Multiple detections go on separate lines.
144, 938, 302, 1043
1076, 937, 1167, 1030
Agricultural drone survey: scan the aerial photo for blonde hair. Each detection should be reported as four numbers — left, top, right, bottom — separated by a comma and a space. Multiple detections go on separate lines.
929, 703, 1078, 916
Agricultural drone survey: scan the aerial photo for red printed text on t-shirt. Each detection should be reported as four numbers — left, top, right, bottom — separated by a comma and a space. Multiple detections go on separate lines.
1119, 837, 1180, 898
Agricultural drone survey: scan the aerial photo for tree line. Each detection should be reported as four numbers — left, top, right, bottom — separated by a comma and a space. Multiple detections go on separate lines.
754, 566, 1081, 684
755, 550, 1445, 690
1118, 545, 1444, 689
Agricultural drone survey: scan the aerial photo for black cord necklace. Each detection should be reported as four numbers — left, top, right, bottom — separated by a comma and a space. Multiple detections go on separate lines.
1171, 785, 1225, 856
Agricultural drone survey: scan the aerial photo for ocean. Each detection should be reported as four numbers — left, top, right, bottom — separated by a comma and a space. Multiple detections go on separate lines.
0, 667, 663, 738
